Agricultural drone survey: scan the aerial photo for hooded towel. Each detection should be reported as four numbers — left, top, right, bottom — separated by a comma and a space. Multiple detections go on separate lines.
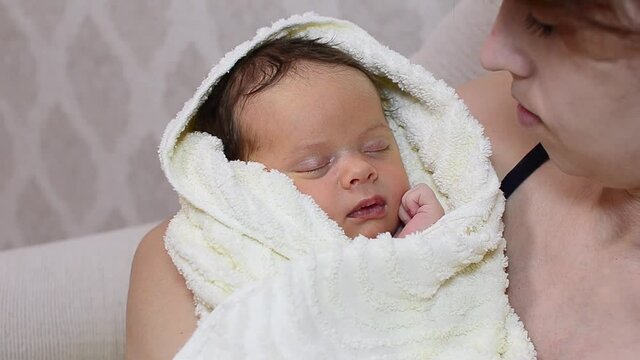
159, 13, 536, 360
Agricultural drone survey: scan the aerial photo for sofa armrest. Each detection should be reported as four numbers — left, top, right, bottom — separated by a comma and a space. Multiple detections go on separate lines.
0, 223, 156, 360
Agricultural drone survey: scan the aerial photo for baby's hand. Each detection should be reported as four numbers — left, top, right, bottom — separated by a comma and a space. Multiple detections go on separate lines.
396, 183, 444, 238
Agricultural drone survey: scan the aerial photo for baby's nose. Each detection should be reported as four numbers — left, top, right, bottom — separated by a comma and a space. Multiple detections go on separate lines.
340, 155, 378, 188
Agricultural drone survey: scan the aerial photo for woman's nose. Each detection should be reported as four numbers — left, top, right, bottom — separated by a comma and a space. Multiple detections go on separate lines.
480, 2, 533, 79
339, 155, 378, 189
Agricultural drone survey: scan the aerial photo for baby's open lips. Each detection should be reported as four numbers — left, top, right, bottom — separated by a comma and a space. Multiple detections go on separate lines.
347, 195, 387, 219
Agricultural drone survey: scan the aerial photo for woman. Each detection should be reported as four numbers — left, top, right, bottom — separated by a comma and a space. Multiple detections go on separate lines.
465, 1, 640, 358
126, 0, 640, 358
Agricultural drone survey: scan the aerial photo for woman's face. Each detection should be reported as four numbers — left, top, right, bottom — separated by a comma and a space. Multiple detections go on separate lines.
480, 0, 640, 190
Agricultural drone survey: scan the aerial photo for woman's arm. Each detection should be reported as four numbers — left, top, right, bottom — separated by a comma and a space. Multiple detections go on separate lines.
125, 220, 198, 360
456, 71, 539, 180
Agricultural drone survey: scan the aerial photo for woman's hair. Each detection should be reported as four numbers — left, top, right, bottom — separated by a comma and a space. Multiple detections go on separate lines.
529, 0, 640, 58
192, 37, 385, 161
534, 0, 640, 32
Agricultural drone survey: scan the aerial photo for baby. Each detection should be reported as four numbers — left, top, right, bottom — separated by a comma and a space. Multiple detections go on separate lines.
159, 18, 530, 359
193, 37, 444, 239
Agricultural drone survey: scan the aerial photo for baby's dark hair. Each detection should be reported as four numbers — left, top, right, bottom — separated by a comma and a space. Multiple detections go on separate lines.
192, 36, 387, 161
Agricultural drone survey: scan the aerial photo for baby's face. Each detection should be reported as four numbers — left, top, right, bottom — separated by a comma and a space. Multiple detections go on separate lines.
242, 61, 410, 238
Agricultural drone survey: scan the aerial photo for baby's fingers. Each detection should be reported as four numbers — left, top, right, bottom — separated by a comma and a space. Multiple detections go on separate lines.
401, 186, 424, 216
398, 203, 412, 224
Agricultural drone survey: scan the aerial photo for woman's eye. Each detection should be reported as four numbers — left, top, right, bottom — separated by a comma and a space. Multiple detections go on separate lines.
525, 13, 555, 38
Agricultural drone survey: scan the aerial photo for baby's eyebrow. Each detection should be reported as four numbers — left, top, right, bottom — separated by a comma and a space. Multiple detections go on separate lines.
280, 145, 325, 165
290, 142, 326, 153
284, 122, 391, 159
361, 123, 392, 135
372, 123, 390, 131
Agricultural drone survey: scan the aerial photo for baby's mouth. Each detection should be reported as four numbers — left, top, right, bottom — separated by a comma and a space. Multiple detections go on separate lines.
347, 196, 387, 220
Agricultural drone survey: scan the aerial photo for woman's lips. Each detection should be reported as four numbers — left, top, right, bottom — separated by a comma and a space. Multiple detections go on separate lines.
347, 196, 386, 220
517, 103, 542, 128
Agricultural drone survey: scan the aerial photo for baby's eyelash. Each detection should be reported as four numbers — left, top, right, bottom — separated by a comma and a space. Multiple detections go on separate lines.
301, 163, 328, 174
525, 13, 555, 38
368, 145, 390, 153
295, 158, 331, 175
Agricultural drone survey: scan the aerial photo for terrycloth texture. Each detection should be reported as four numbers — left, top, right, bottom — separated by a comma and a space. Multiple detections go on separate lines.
160, 13, 536, 360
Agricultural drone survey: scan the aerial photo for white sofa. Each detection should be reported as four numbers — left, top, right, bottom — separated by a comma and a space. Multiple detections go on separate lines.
0, 224, 153, 359
0, 1, 496, 359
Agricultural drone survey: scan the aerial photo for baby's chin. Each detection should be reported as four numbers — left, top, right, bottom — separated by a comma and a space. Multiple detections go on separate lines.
345, 219, 401, 239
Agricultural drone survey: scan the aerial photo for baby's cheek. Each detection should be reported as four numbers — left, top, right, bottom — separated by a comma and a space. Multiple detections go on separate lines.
298, 185, 342, 222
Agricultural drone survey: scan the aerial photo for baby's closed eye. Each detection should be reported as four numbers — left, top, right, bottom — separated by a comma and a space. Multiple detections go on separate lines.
362, 139, 391, 154
293, 157, 332, 175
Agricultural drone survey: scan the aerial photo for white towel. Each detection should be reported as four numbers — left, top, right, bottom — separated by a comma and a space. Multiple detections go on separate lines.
160, 13, 536, 360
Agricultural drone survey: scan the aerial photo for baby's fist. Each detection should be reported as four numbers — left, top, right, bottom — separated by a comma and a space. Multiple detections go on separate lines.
396, 184, 444, 238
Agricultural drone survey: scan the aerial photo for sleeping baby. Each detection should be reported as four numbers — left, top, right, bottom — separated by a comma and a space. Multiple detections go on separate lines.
161, 13, 536, 360
190, 36, 444, 240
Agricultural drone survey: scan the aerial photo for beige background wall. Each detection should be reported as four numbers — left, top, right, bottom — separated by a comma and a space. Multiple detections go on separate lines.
0, 0, 491, 250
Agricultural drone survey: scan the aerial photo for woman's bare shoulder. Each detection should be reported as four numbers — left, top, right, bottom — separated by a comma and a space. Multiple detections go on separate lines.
125, 219, 198, 360
456, 71, 539, 179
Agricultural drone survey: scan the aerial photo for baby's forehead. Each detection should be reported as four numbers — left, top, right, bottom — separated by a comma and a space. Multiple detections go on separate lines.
239, 61, 385, 122
266, 60, 379, 91
233, 57, 392, 161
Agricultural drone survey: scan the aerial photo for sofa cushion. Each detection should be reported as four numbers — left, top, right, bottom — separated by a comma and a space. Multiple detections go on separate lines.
410, 0, 498, 87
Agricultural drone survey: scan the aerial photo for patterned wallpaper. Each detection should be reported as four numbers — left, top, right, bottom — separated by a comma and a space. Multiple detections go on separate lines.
0, 0, 464, 250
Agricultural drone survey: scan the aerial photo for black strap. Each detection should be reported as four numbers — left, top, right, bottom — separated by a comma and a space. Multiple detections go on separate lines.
500, 143, 549, 199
